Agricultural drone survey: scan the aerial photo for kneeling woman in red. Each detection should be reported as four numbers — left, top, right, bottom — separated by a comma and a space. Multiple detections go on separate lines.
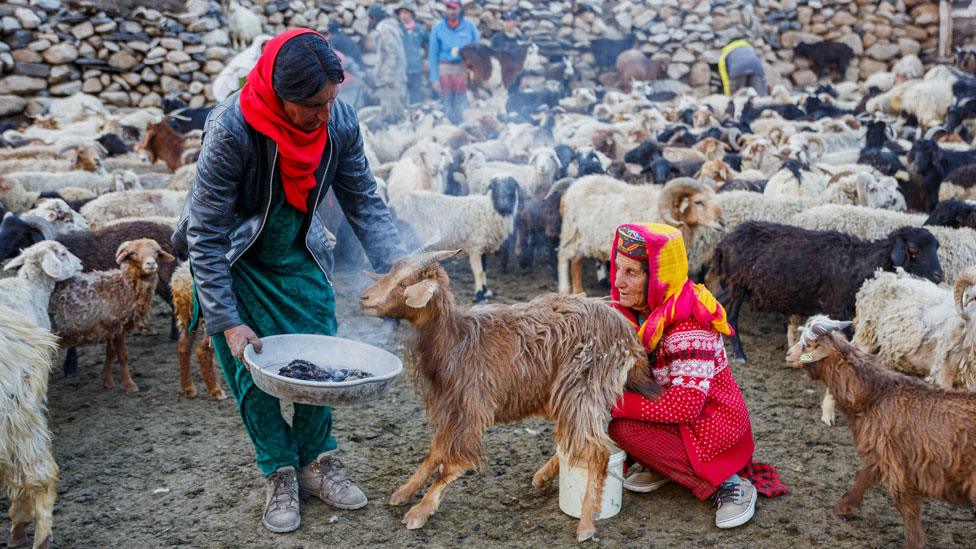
607, 222, 786, 528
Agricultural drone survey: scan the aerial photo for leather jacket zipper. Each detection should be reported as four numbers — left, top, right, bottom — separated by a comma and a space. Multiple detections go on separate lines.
229, 147, 278, 266
305, 135, 334, 285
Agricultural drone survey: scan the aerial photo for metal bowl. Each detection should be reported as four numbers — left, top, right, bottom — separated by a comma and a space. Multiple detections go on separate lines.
243, 334, 403, 406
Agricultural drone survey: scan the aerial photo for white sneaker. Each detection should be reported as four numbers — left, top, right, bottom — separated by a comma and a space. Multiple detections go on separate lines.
623, 464, 671, 493
713, 476, 757, 529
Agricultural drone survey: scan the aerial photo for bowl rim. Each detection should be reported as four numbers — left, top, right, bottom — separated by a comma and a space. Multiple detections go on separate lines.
243, 334, 403, 389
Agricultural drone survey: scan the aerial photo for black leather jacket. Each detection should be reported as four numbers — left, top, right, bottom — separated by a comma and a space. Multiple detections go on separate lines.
172, 94, 405, 336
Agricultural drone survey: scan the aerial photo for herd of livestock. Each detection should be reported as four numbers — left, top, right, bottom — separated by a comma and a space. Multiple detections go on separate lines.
3, 33, 976, 547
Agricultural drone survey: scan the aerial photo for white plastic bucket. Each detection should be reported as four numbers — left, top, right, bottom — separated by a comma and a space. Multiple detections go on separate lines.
557, 443, 625, 520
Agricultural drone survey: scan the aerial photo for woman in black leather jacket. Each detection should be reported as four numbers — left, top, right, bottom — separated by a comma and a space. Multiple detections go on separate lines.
173, 30, 405, 534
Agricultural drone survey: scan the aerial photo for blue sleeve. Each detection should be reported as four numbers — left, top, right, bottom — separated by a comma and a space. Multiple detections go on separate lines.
429, 26, 439, 82
471, 21, 480, 43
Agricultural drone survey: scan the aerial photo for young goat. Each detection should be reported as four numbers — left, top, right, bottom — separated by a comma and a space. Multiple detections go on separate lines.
0, 305, 60, 549
171, 262, 225, 400
359, 250, 657, 542
787, 315, 976, 549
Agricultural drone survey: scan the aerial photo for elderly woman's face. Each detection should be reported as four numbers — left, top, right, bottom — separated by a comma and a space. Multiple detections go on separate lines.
281, 82, 339, 132
614, 254, 648, 311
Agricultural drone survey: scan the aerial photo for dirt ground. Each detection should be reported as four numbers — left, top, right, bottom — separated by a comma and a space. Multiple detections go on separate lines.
4, 255, 975, 549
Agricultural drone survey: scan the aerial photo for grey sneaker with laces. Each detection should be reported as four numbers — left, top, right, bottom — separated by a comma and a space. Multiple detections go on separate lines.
299, 453, 368, 510
263, 466, 301, 533
713, 476, 757, 529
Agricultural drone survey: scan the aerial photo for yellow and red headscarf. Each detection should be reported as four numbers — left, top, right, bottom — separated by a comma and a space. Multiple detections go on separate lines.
610, 222, 733, 352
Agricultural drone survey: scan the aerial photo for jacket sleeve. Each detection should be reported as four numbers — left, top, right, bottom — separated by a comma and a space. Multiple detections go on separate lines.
428, 26, 439, 82
185, 121, 244, 335
611, 344, 717, 424
331, 111, 407, 272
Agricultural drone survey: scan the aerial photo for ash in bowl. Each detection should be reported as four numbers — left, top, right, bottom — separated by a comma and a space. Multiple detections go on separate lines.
277, 359, 374, 383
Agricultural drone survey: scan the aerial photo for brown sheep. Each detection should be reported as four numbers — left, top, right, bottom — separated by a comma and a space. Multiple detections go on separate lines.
787, 315, 976, 549
136, 120, 201, 172
171, 263, 226, 400
48, 238, 175, 393
614, 48, 665, 92
359, 250, 657, 542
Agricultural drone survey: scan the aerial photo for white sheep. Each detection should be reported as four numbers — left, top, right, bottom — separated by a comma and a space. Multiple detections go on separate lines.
79, 189, 187, 229
0, 304, 60, 549
557, 176, 722, 294
0, 240, 83, 330
389, 176, 520, 302
4, 169, 141, 195
386, 141, 454, 199
893, 54, 924, 81
818, 267, 976, 426
49, 238, 175, 393
26, 198, 89, 235
226, 0, 263, 50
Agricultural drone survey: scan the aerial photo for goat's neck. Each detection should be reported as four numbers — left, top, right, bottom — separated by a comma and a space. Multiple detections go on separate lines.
408, 289, 466, 376
820, 358, 874, 419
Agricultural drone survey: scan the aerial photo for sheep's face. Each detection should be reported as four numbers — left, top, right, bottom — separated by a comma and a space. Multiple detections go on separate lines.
888, 228, 944, 284
4, 240, 82, 281
488, 176, 520, 217
115, 238, 174, 277
32, 199, 89, 233
857, 175, 905, 211
908, 140, 938, 173
359, 251, 460, 322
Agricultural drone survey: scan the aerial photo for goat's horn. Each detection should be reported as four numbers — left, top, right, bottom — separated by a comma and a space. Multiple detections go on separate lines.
414, 249, 464, 268
363, 270, 383, 281
19, 214, 56, 241
954, 266, 976, 320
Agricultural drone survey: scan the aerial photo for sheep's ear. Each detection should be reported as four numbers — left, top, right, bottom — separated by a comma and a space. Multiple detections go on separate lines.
890, 238, 907, 266
404, 279, 438, 308
115, 241, 135, 265
4, 254, 25, 271
43, 209, 58, 223
157, 249, 175, 263
40, 249, 64, 279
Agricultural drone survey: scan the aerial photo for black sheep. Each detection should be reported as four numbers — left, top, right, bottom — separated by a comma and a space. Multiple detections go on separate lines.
945, 99, 976, 133
858, 120, 903, 176
590, 33, 636, 68
96, 133, 130, 156
0, 212, 53, 262
722, 152, 743, 172
907, 139, 976, 212
717, 179, 766, 193
623, 140, 663, 166
924, 199, 976, 230
162, 97, 212, 133
713, 222, 944, 361
804, 96, 852, 119
853, 86, 883, 115
793, 41, 854, 82
57, 221, 181, 374
740, 98, 806, 126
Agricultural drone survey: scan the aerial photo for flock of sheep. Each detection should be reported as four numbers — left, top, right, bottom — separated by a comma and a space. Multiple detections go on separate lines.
3, 36, 976, 547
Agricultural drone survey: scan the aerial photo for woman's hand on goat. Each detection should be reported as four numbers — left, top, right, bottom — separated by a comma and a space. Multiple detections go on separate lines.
225, 324, 262, 365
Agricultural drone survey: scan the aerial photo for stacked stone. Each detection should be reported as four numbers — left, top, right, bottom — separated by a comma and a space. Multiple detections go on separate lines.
0, 0, 947, 118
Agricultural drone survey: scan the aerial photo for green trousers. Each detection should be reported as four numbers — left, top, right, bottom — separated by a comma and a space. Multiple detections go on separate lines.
207, 179, 339, 477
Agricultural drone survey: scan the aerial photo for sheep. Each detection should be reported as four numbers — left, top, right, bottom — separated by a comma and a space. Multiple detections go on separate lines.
3, 169, 141, 195
135, 120, 201, 172
0, 241, 84, 330
0, 213, 55, 262
390, 176, 520, 302
79, 190, 187, 229
26, 198, 89, 235
459, 150, 539, 196
49, 238, 175, 393
925, 199, 976, 229
385, 141, 454, 199
171, 263, 225, 400
165, 163, 196, 191
358, 249, 657, 542
557, 176, 722, 294
0, 143, 104, 174
939, 163, 976, 201
515, 178, 570, 280
786, 315, 976, 549
225, 0, 262, 50
789, 204, 976, 283
713, 222, 944, 362
0, 304, 60, 549
893, 54, 924, 81
614, 49, 665, 91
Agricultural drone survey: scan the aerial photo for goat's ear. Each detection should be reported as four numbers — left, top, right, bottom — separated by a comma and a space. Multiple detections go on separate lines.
40, 249, 64, 279
404, 279, 438, 308
890, 238, 907, 266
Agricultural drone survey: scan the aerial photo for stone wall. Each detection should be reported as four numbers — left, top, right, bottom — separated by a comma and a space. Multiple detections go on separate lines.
0, 0, 944, 118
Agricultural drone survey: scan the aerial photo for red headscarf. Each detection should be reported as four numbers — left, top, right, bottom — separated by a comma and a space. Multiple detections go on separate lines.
609, 222, 733, 352
239, 28, 329, 213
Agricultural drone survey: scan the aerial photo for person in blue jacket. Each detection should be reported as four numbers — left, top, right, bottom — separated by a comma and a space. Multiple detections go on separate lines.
428, 0, 479, 124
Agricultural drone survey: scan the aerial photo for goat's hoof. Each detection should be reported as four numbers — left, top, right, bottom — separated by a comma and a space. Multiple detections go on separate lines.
8, 523, 28, 546
36, 535, 51, 549
182, 386, 198, 399
402, 507, 430, 529
123, 382, 140, 394
211, 389, 228, 401
576, 525, 596, 542
833, 499, 860, 517
388, 490, 412, 506
532, 472, 551, 488
821, 414, 835, 427
101, 379, 114, 389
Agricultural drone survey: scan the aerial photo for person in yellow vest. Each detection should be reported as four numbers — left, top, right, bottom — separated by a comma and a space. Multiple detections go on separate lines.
718, 40, 768, 97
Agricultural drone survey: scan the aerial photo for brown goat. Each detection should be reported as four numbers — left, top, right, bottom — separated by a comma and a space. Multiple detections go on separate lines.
359, 250, 657, 542
787, 315, 976, 549
136, 120, 201, 172
614, 48, 665, 92
171, 263, 226, 400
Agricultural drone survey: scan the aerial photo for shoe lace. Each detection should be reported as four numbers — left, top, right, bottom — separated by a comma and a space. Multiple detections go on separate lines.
268, 471, 298, 511
316, 456, 354, 493
712, 480, 741, 507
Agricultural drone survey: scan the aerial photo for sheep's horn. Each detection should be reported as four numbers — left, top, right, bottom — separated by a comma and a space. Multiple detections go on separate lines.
923, 125, 947, 140
954, 267, 976, 320
19, 214, 56, 241
658, 177, 707, 227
